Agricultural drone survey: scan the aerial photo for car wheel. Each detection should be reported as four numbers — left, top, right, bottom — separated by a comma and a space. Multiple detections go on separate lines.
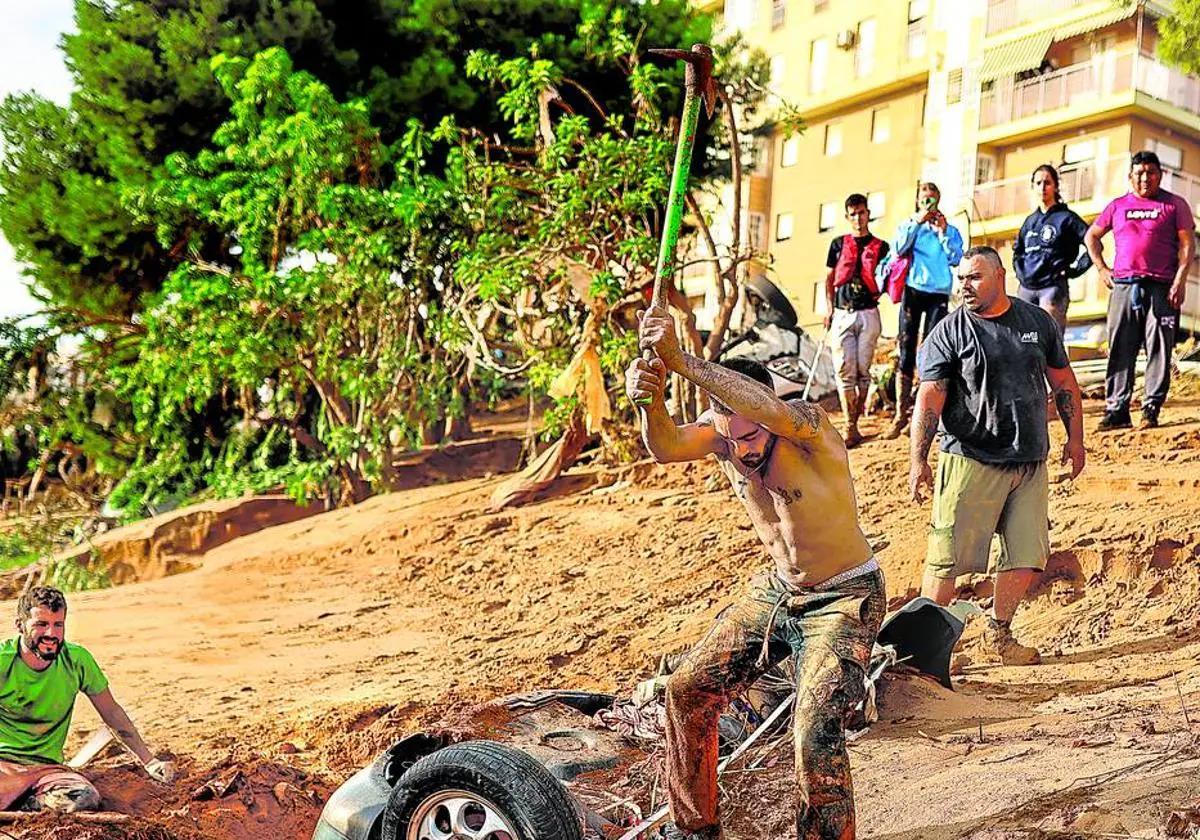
380, 740, 584, 840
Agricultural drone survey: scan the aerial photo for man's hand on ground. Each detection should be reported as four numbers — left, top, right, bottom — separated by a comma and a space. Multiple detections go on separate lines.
909, 459, 933, 504
625, 357, 667, 406
637, 306, 683, 370
1062, 439, 1086, 479
144, 758, 176, 783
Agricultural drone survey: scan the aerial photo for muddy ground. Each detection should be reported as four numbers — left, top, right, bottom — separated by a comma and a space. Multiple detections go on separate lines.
9, 395, 1200, 839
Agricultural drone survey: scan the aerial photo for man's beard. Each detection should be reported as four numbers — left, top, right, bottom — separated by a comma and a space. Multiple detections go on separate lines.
25, 634, 62, 662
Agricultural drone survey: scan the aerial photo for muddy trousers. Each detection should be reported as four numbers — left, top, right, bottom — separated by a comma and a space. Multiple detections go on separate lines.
665, 570, 886, 840
1105, 281, 1179, 415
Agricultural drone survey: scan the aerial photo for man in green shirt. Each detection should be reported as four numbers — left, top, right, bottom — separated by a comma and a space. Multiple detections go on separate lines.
0, 586, 175, 812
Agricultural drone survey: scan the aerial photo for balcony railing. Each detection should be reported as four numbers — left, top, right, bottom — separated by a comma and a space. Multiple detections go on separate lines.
972, 154, 1200, 223
973, 159, 1102, 220
985, 0, 1095, 35
1162, 169, 1200, 217
980, 51, 1200, 129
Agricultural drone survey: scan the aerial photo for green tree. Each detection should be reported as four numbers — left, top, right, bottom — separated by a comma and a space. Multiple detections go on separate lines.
1160, 0, 1200, 75
115, 48, 471, 509
1, 0, 709, 326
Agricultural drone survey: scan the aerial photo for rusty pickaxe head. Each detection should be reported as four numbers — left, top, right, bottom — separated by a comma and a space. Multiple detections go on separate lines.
648, 44, 718, 117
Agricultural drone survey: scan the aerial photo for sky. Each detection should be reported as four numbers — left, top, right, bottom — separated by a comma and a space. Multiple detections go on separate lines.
0, 0, 76, 320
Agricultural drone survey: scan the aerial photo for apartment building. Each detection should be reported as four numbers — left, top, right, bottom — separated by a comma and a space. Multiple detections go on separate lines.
704, 0, 1200, 338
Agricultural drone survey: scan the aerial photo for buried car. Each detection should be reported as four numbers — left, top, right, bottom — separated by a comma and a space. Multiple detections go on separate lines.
311, 600, 969, 840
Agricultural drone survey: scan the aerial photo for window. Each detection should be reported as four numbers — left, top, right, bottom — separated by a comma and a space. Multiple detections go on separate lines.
824, 123, 843, 157
781, 134, 800, 167
769, 54, 787, 90
855, 19, 877, 77
751, 136, 770, 175
870, 108, 890, 144
1063, 139, 1096, 165
810, 38, 829, 94
946, 69, 963, 105
976, 153, 997, 185
772, 0, 786, 29
867, 191, 886, 221
908, 0, 929, 21
907, 18, 927, 59
814, 281, 828, 315
724, 0, 757, 30
1148, 139, 1183, 171
818, 202, 839, 232
748, 213, 766, 254
776, 212, 795, 241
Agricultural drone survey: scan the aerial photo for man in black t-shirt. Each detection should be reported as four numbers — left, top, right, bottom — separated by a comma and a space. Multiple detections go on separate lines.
908, 246, 1085, 665
824, 193, 889, 447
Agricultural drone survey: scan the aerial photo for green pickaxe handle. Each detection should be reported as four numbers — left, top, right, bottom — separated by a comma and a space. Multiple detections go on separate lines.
636, 44, 717, 406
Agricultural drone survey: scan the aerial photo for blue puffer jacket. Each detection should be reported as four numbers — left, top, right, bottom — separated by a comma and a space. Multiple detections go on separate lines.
1013, 202, 1092, 290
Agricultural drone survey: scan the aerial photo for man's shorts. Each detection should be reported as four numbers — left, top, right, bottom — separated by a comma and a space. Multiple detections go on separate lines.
925, 451, 1049, 579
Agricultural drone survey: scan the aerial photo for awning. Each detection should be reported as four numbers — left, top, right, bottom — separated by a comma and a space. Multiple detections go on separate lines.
1055, 3, 1138, 40
980, 31, 1054, 81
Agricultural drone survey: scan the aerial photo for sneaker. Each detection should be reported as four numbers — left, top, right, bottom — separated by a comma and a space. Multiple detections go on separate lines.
1096, 411, 1132, 432
980, 617, 1040, 666
1138, 406, 1160, 429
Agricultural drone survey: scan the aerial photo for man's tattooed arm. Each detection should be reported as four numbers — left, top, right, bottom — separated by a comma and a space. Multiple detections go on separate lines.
676, 353, 825, 442
910, 379, 948, 463
1046, 363, 1084, 445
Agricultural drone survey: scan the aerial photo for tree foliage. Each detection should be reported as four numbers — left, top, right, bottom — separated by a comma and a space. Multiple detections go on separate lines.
1, 1, 800, 517
1160, 0, 1200, 75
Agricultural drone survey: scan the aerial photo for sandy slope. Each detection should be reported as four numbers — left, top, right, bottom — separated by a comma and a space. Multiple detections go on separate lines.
11, 397, 1200, 839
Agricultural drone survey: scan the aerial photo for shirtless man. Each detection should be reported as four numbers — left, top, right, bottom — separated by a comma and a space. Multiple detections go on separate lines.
626, 306, 886, 840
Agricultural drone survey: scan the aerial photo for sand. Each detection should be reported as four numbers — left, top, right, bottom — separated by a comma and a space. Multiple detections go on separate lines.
8, 398, 1200, 839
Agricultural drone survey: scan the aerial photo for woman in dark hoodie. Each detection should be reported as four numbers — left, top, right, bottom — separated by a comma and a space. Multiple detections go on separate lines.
1012, 164, 1093, 334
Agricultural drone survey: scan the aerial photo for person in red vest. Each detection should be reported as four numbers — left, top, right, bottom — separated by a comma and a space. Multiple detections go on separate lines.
824, 193, 889, 447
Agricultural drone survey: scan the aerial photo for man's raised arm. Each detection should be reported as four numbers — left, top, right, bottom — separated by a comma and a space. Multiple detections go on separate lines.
637, 306, 826, 444
625, 355, 720, 463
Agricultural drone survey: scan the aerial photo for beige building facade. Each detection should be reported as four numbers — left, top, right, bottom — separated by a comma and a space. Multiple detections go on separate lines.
705, 0, 1200, 339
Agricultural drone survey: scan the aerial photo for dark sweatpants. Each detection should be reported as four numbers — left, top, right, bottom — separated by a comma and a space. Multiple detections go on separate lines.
898, 287, 949, 375
1105, 280, 1179, 415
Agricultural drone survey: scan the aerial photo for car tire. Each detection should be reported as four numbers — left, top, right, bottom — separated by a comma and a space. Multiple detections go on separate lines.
380, 740, 584, 840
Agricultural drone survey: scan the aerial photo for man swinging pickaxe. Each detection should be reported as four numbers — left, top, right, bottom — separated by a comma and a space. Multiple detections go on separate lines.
625, 44, 887, 840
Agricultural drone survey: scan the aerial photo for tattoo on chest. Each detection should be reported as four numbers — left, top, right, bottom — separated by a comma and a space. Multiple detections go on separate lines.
770, 485, 804, 505
734, 477, 803, 505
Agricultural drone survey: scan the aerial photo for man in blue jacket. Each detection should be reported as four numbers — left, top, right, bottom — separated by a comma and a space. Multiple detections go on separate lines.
886, 182, 964, 439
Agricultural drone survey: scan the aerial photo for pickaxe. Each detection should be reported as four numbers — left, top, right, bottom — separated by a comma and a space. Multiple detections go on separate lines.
636, 44, 719, 403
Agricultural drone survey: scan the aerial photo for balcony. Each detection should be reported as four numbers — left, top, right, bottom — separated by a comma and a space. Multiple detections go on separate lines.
972, 154, 1200, 226
973, 160, 1102, 221
980, 51, 1200, 133
985, 0, 1096, 36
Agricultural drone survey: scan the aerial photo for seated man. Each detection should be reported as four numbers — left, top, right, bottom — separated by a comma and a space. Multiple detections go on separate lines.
627, 306, 885, 839
0, 586, 175, 812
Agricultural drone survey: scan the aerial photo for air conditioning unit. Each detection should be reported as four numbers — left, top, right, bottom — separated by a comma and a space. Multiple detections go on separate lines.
836, 29, 857, 49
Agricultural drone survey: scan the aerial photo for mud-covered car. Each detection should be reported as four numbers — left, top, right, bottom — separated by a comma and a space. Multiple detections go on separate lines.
310, 690, 644, 840
310, 598, 967, 840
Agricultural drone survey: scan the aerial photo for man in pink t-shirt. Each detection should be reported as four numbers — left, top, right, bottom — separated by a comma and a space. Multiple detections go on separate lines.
1085, 151, 1196, 430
